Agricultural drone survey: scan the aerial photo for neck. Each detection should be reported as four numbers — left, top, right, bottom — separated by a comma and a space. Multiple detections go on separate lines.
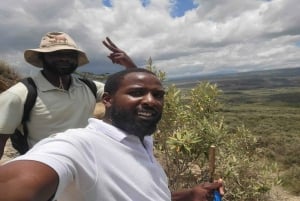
103, 116, 146, 142
102, 116, 112, 125
41, 70, 71, 90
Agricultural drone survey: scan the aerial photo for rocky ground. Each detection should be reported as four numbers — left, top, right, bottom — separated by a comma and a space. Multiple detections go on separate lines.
1, 141, 299, 201
268, 186, 300, 201
0, 140, 19, 164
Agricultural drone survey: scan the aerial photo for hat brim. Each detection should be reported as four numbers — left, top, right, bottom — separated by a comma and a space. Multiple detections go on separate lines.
24, 45, 89, 68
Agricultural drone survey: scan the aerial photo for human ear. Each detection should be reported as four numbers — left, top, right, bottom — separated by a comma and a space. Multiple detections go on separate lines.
102, 92, 112, 107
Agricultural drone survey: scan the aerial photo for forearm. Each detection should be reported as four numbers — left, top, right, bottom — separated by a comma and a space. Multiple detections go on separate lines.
123, 61, 137, 69
0, 161, 59, 201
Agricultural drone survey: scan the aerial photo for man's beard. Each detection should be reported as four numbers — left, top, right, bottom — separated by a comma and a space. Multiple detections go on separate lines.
43, 60, 78, 75
110, 106, 161, 139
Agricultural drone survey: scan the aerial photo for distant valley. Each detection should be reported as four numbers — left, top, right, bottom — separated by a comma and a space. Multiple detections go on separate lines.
165, 67, 300, 91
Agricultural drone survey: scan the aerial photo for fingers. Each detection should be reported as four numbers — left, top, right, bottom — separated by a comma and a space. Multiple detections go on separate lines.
102, 37, 137, 68
201, 182, 222, 191
180, 180, 224, 201
108, 52, 128, 64
102, 37, 122, 53
217, 178, 225, 196
105, 37, 117, 48
110, 52, 127, 59
191, 186, 213, 201
107, 56, 115, 64
210, 179, 225, 196
102, 40, 117, 52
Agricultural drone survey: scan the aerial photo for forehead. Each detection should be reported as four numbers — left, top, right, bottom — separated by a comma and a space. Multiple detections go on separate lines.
120, 72, 163, 89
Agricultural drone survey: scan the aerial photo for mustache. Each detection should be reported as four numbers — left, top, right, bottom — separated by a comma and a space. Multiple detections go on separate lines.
137, 107, 161, 118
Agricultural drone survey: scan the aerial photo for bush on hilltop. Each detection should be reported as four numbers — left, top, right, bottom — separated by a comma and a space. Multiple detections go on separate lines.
147, 61, 277, 201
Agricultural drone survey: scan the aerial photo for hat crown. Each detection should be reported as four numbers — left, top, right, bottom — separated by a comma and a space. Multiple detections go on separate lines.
24, 31, 89, 68
40, 32, 77, 49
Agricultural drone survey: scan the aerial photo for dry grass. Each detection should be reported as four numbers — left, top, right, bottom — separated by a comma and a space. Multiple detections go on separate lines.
0, 60, 21, 92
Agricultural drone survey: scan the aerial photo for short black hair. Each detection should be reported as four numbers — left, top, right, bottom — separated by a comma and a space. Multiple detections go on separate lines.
104, 68, 157, 95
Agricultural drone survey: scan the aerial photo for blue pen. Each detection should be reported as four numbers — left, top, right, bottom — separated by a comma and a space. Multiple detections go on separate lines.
213, 190, 222, 201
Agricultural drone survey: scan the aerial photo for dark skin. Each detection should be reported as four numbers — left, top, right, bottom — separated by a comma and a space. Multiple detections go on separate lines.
0, 161, 58, 201
102, 37, 138, 68
103, 72, 223, 201
40, 50, 78, 90
0, 37, 137, 159
172, 182, 224, 201
41, 37, 137, 90
102, 72, 165, 141
0, 72, 222, 201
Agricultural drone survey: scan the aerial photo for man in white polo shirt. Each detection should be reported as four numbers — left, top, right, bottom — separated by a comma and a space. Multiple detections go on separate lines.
0, 31, 137, 158
0, 68, 223, 201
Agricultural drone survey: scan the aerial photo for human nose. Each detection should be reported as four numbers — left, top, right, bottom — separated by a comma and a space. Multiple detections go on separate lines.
141, 93, 156, 105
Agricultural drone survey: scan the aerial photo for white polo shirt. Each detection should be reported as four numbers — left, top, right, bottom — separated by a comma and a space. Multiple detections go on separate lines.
0, 71, 104, 147
15, 119, 171, 201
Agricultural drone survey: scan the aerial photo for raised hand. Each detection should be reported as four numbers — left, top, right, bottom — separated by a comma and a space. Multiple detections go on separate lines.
102, 37, 137, 69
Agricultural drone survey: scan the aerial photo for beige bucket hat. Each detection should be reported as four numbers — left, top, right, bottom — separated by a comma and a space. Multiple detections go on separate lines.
24, 32, 89, 68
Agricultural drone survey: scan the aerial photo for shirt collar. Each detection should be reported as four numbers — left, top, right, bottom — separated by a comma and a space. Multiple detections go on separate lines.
87, 118, 154, 151
33, 71, 85, 92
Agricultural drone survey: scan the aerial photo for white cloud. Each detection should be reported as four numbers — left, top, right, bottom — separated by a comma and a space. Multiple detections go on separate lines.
0, 0, 300, 78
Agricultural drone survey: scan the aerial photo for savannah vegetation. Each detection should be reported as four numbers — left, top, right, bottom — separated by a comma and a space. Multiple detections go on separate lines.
219, 84, 300, 196
147, 61, 277, 201
0, 60, 21, 91
172, 67, 300, 197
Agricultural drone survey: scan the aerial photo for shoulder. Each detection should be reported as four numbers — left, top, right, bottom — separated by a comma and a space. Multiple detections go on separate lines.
45, 127, 99, 149
71, 76, 104, 89
20, 127, 101, 165
1, 82, 29, 103
92, 80, 104, 89
76, 78, 104, 99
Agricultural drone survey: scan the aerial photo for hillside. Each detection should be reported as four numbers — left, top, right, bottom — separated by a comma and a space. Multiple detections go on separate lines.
168, 67, 300, 91
168, 67, 300, 197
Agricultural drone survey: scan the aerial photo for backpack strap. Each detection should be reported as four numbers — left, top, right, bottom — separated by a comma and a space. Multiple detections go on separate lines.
79, 78, 97, 99
19, 77, 38, 138
16, 77, 95, 137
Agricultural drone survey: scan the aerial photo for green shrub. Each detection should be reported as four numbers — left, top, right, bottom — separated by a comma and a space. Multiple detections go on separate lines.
147, 63, 277, 201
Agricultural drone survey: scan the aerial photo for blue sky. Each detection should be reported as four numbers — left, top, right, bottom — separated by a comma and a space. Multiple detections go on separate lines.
103, 0, 199, 17
170, 0, 198, 17
1, 0, 300, 78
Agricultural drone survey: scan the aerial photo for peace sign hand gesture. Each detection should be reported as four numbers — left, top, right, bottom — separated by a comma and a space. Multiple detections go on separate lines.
102, 37, 137, 69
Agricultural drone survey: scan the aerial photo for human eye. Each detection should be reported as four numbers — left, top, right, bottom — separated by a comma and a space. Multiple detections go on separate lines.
152, 91, 165, 99
128, 89, 145, 97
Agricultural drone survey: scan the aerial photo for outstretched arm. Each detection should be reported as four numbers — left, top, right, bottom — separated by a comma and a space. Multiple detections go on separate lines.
0, 160, 59, 201
102, 37, 137, 69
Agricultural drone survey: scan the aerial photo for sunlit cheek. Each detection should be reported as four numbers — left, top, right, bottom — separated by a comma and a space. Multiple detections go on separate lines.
127, 96, 141, 101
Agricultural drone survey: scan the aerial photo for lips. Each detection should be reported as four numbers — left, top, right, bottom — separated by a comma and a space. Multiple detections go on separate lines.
138, 111, 153, 117
137, 109, 157, 119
